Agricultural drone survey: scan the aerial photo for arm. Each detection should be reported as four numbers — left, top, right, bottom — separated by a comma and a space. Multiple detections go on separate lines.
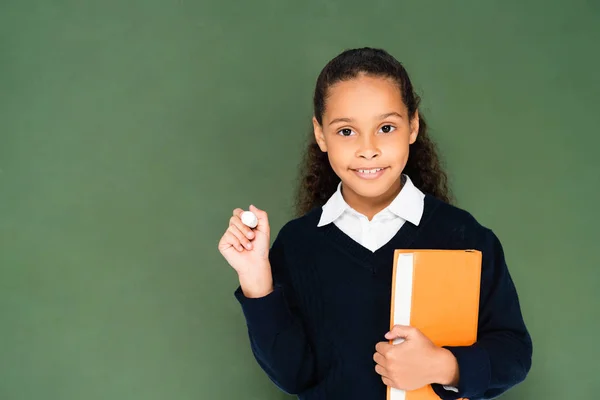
234, 231, 317, 395
431, 228, 533, 399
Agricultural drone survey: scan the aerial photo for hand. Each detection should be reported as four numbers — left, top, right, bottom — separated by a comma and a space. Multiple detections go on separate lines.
374, 325, 458, 390
218, 205, 273, 296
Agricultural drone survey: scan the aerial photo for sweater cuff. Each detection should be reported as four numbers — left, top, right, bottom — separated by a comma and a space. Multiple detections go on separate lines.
431, 345, 491, 399
234, 284, 294, 333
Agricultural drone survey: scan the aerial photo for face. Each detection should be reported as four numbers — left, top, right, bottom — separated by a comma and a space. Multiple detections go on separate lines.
313, 74, 419, 211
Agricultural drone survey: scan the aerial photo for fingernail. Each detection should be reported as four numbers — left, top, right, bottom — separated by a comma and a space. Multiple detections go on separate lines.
245, 242, 252, 249
247, 231, 254, 239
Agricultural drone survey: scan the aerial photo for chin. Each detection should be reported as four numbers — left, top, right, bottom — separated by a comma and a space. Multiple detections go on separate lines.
343, 175, 401, 199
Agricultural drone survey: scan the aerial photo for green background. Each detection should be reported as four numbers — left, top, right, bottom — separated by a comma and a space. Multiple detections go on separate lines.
1, 0, 598, 398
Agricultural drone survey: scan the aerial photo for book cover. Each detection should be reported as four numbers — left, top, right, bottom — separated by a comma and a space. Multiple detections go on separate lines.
387, 249, 482, 400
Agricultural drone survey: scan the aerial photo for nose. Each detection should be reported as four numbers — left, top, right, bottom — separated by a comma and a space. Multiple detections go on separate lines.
356, 134, 380, 160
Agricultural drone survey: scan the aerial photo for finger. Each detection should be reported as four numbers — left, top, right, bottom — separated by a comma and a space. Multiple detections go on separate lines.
228, 225, 253, 250
232, 208, 255, 237
373, 352, 385, 365
381, 376, 394, 387
249, 205, 270, 234
221, 230, 244, 252
374, 364, 388, 378
375, 341, 392, 355
385, 324, 414, 340
229, 215, 255, 240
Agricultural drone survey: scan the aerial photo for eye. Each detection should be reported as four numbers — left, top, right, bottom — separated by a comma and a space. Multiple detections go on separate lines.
337, 128, 355, 137
379, 125, 396, 134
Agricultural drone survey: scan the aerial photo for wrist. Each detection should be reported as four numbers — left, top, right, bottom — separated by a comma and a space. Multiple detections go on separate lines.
238, 268, 273, 298
433, 347, 460, 387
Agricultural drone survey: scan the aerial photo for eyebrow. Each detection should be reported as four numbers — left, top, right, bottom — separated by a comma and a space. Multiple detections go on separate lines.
328, 112, 403, 126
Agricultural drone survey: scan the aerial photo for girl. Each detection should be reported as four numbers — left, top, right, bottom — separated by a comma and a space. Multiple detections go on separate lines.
218, 47, 532, 399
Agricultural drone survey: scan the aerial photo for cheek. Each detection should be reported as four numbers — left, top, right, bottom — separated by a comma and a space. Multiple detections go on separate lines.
326, 153, 346, 177
326, 141, 352, 167
386, 137, 410, 158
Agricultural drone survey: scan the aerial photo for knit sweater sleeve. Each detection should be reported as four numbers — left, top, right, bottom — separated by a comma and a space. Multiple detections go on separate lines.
431, 227, 533, 400
234, 228, 316, 395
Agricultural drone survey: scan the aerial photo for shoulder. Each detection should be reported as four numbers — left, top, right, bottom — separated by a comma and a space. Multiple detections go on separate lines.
424, 195, 498, 248
272, 206, 323, 245
267, 207, 322, 274
426, 197, 508, 269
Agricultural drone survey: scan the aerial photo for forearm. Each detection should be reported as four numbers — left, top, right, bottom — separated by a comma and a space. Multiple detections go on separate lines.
235, 277, 316, 394
431, 328, 531, 399
432, 227, 533, 399
238, 268, 273, 298
432, 348, 460, 387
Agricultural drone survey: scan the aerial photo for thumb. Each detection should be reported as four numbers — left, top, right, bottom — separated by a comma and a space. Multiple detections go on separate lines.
384, 324, 414, 340
249, 204, 270, 233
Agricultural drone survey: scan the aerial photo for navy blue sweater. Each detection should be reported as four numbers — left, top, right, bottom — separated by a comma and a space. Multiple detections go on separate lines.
234, 195, 532, 399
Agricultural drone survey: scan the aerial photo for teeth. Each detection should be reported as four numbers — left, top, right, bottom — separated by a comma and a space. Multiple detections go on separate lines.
358, 168, 383, 174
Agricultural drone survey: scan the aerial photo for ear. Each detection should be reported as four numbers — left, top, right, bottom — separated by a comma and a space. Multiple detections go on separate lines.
409, 110, 420, 145
312, 116, 327, 152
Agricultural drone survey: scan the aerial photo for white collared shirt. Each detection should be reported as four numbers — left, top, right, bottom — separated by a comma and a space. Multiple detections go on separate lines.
317, 174, 425, 252
317, 174, 459, 393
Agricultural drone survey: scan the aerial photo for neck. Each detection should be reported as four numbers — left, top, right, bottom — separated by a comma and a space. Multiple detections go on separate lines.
341, 177, 403, 220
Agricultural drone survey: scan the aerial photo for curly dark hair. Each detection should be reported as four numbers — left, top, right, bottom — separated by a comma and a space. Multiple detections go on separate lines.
295, 47, 452, 217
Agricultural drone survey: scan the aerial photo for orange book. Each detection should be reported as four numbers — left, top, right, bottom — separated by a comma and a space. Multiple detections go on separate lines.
387, 250, 482, 400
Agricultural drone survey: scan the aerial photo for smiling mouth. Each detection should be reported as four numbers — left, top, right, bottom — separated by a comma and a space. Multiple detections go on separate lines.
351, 167, 387, 174
351, 167, 389, 179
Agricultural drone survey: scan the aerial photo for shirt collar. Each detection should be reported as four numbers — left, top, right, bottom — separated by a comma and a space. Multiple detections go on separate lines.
317, 174, 425, 227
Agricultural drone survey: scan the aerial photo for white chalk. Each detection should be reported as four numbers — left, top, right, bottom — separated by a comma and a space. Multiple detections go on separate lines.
241, 211, 258, 229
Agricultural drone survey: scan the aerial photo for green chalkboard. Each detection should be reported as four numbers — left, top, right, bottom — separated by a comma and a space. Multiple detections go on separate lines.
1, 0, 598, 399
